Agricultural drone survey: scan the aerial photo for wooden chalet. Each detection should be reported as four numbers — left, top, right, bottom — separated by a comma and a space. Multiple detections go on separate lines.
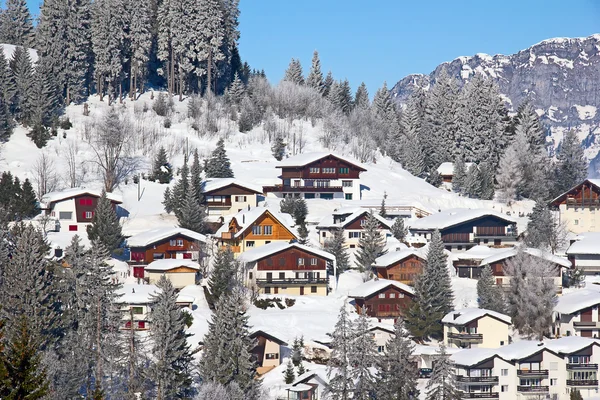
317, 208, 392, 249
250, 330, 287, 375
348, 279, 415, 322
549, 179, 600, 234
262, 152, 366, 200
201, 178, 263, 217
372, 248, 426, 285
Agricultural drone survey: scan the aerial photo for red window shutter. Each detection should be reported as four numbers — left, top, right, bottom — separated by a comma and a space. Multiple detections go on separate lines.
69, 225, 78, 231
183, 253, 192, 259
79, 198, 86, 205
87, 199, 93, 206
125, 321, 131, 328
138, 321, 145, 329
82, 212, 86, 219
378, 304, 384, 311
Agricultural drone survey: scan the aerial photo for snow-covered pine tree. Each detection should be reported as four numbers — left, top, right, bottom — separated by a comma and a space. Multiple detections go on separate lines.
525, 201, 567, 254
463, 164, 482, 199
349, 310, 377, 400
306, 50, 324, 94
8, 46, 34, 124
504, 248, 557, 340
297, 221, 309, 245
322, 70, 334, 97
353, 82, 370, 110
514, 101, 546, 150
16, 178, 38, 218
478, 161, 495, 200
355, 212, 387, 272
380, 192, 388, 218
372, 81, 399, 152
452, 156, 466, 194
553, 129, 588, 197
271, 135, 286, 161
292, 198, 308, 225
178, 187, 206, 234
476, 264, 505, 313
205, 138, 234, 178
167, 156, 190, 218
283, 360, 295, 384
398, 96, 426, 177
152, 146, 173, 184
227, 72, 246, 105
149, 275, 194, 399
427, 230, 454, 317
376, 318, 419, 400
425, 344, 461, 400
391, 217, 408, 242
571, 389, 584, 400
196, 0, 226, 94
324, 227, 350, 276
127, 0, 152, 98
328, 79, 352, 115
496, 139, 523, 204
30, 55, 60, 128
86, 190, 124, 252
283, 58, 304, 85
0, 56, 13, 139
325, 305, 353, 400
208, 247, 238, 303
0, 0, 35, 47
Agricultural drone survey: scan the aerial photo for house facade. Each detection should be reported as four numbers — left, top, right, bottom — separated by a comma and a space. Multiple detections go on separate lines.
144, 259, 199, 289
348, 279, 415, 322
567, 232, 600, 275
202, 178, 263, 217
250, 330, 287, 375
215, 207, 297, 255
549, 179, 600, 234
409, 209, 518, 252
317, 208, 392, 249
40, 188, 122, 233
286, 367, 329, 400
372, 249, 426, 285
554, 290, 600, 338
262, 152, 366, 200
237, 242, 334, 296
127, 227, 207, 279
442, 308, 512, 349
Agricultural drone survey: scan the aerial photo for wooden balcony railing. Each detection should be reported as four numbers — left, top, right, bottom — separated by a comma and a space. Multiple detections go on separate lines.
567, 379, 598, 386
517, 369, 549, 376
574, 321, 599, 327
448, 332, 483, 341
460, 393, 499, 399
263, 185, 344, 193
219, 245, 240, 253
517, 386, 549, 393
221, 232, 234, 239
567, 363, 598, 370
256, 278, 328, 285
457, 376, 498, 383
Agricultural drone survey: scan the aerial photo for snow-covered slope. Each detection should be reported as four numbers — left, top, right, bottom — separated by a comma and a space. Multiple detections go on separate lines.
1, 43, 38, 63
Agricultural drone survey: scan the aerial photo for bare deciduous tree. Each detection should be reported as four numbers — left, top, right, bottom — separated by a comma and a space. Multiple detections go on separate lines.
64, 141, 87, 188
32, 152, 59, 199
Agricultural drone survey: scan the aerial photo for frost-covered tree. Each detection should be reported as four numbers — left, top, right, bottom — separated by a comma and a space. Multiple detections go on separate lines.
328, 79, 353, 115
149, 275, 194, 399
271, 135, 286, 161
324, 228, 350, 276
283, 360, 295, 384
398, 97, 426, 177
9, 46, 34, 124
208, 247, 238, 303
478, 161, 495, 201
322, 71, 334, 97
372, 81, 398, 151
205, 138, 234, 178
452, 157, 466, 194
151, 146, 173, 184
325, 305, 353, 400
306, 50, 324, 94
190, 149, 203, 203
178, 187, 206, 234
376, 319, 419, 400
355, 212, 387, 272
476, 265, 505, 313
227, 72, 246, 105
380, 192, 388, 218
29, 56, 60, 128
553, 130, 588, 197
353, 82, 369, 110
504, 249, 557, 340
349, 311, 377, 400
0, 52, 13, 140
283, 58, 304, 85
165, 156, 189, 217
391, 218, 408, 242
0, 0, 35, 47
86, 190, 123, 252
525, 201, 567, 254
127, 0, 152, 98
463, 164, 482, 199
425, 344, 461, 400
496, 139, 523, 204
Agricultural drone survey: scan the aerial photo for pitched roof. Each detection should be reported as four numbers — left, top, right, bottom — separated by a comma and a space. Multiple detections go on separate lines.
127, 227, 207, 247
276, 152, 366, 171
202, 178, 263, 194
41, 188, 123, 206
348, 279, 415, 298
554, 289, 600, 314
116, 283, 195, 304
409, 208, 516, 231
549, 179, 600, 206
145, 259, 200, 272
441, 308, 512, 326
250, 329, 288, 345
215, 207, 296, 239
479, 247, 571, 268
373, 248, 425, 267
237, 241, 335, 263
436, 162, 474, 176
317, 209, 392, 230
451, 348, 499, 367
567, 232, 600, 255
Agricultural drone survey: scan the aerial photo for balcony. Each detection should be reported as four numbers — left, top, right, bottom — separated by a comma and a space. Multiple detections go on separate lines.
567, 379, 598, 386
460, 393, 499, 399
448, 332, 483, 341
263, 185, 344, 193
219, 245, 240, 253
457, 376, 498, 384
573, 321, 599, 327
517, 386, 549, 393
255, 278, 328, 286
567, 364, 598, 370
517, 369, 549, 377
206, 200, 232, 207
221, 232, 234, 239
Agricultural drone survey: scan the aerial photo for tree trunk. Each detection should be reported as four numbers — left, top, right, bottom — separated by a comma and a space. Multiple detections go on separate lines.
97, 75, 103, 102
130, 63, 135, 100
66, 86, 71, 107
96, 299, 103, 394
169, 47, 174, 96
207, 48, 212, 95
179, 63, 183, 102
119, 82, 123, 104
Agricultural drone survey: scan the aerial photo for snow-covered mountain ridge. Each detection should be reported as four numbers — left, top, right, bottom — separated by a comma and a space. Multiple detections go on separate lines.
390, 34, 600, 171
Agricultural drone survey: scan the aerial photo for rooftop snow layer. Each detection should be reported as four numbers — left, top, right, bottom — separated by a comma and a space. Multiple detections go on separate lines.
215, 207, 295, 239
202, 178, 263, 194
117, 283, 196, 304
453, 245, 506, 260
145, 259, 200, 271
237, 241, 335, 263
276, 152, 365, 170
409, 208, 516, 231
436, 162, 474, 176
479, 247, 571, 268
317, 208, 393, 230
373, 248, 425, 267
348, 279, 414, 298
567, 232, 600, 255
451, 348, 498, 366
41, 187, 123, 205
554, 289, 600, 314
127, 227, 207, 247
441, 308, 512, 325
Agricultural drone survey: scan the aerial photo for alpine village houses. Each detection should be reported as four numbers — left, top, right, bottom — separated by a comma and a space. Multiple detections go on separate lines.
40, 188, 123, 233
237, 242, 335, 296
201, 178, 264, 217
316, 208, 392, 249
348, 279, 415, 323
549, 179, 600, 234
262, 152, 366, 200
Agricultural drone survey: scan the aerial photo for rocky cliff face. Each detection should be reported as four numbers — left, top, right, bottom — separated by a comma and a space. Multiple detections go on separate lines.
390, 34, 600, 175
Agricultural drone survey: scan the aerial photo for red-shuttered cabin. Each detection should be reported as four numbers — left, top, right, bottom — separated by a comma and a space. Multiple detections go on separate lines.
349, 279, 415, 322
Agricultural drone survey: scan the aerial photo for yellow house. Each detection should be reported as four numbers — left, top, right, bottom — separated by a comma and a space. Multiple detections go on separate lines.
144, 259, 200, 289
215, 207, 297, 255
250, 330, 287, 375
442, 308, 512, 349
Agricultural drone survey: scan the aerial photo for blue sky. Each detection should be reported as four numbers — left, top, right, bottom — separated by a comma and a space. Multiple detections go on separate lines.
238, 0, 600, 93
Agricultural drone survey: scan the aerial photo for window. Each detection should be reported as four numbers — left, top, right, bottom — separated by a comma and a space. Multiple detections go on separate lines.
349, 232, 361, 238
311, 258, 317, 265
177, 239, 183, 246
342, 180, 353, 187
264, 225, 273, 235
322, 232, 327, 237
350, 244, 356, 249
305, 180, 314, 187
309, 167, 320, 173
170, 239, 177, 246
279, 272, 285, 279
137, 321, 146, 329
500, 341, 505, 346
550, 378, 557, 386
390, 293, 396, 298
234, 196, 246, 202
249, 272, 253, 280
298, 258, 305, 266
323, 167, 335, 174
575, 219, 579, 225
247, 241, 255, 248
345, 194, 353, 200
398, 293, 404, 298
266, 258, 273, 266
339, 167, 349, 174
501, 386, 508, 392
69, 225, 78, 231
131, 307, 144, 315
311, 286, 317, 293
84, 211, 93, 219
377, 346, 385, 353
265, 353, 279, 360
279, 257, 285, 266
378, 293, 385, 298
59, 211, 73, 220
131, 252, 144, 261
252, 226, 262, 235
360, 219, 366, 226
501, 369, 508, 376
153, 253, 165, 259
265, 287, 271, 294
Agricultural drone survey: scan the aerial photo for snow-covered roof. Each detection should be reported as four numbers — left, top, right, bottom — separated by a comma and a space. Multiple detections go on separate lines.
496, 340, 549, 360
544, 336, 600, 354
145, 259, 200, 271
409, 208, 516, 231
276, 152, 366, 170
317, 209, 392, 230
554, 289, 600, 314
451, 348, 498, 366
237, 241, 335, 263
441, 308, 512, 326
373, 248, 425, 267
127, 227, 207, 247
215, 207, 296, 239
479, 247, 571, 268
453, 245, 506, 261
116, 283, 195, 304
413, 344, 462, 356
292, 366, 330, 387
202, 178, 263, 194
436, 162, 474, 176
567, 232, 600, 255
41, 187, 123, 205
348, 279, 415, 298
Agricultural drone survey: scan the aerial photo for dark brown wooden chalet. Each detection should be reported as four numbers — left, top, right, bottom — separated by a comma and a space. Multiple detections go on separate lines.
262, 152, 366, 200
201, 178, 263, 216
349, 279, 415, 321
126, 227, 207, 278
372, 250, 425, 285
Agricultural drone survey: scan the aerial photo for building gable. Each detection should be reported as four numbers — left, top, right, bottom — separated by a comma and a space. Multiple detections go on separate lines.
204, 183, 261, 196
238, 211, 297, 241
550, 179, 600, 208
256, 247, 329, 271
